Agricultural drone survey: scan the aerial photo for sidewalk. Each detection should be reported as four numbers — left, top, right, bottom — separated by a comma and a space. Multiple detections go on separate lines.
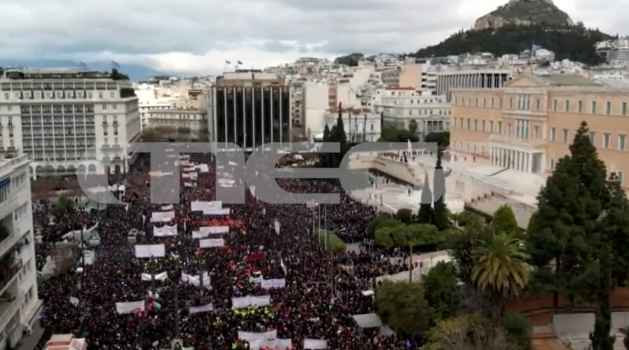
15, 322, 45, 350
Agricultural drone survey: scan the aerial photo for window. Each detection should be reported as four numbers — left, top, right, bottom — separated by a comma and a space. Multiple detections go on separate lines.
564, 100, 570, 112
591, 101, 597, 114
550, 159, 555, 170
578, 100, 583, 113
534, 126, 540, 139
606, 101, 612, 115
619, 135, 626, 151
474, 120, 478, 130
509, 98, 513, 109
536, 99, 541, 110
550, 127, 556, 141
562, 128, 569, 142
489, 121, 494, 133
623, 102, 628, 116
482, 120, 486, 131
466, 119, 470, 129
603, 133, 610, 149
615, 171, 624, 185
497, 122, 502, 134
551, 99, 556, 111
589, 132, 596, 144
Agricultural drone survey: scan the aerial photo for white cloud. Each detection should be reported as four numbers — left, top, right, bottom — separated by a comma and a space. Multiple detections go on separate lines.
0, 0, 625, 74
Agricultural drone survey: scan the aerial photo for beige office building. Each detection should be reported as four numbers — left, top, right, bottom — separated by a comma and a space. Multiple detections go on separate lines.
450, 73, 629, 187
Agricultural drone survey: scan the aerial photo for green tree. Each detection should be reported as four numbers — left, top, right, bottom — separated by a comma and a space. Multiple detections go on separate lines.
433, 153, 449, 231
367, 215, 393, 238
331, 103, 348, 168
425, 131, 450, 149
501, 313, 533, 350
374, 227, 396, 248
396, 208, 413, 224
526, 121, 608, 311
109, 68, 130, 80
316, 230, 346, 254
376, 280, 431, 336
455, 211, 484, 229
422, 261, 459, 322
53, 194, 74, 217
590, 242, 614, 350
605, 175, 629, 286
426, 312, 515, 350
491, 205, 518, 236
408, 120, 418, 134
472, 232, 530, 327
317, 124, 333, 168
418, 176, 433, 224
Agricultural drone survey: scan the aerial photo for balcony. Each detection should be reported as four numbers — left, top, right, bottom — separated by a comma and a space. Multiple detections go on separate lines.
0, 288, 25, 330
489, 134, 546, 148
0, 255, 22, 293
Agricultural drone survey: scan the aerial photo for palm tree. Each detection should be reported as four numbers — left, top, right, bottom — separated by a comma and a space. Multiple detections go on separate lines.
471, 231, 530, 327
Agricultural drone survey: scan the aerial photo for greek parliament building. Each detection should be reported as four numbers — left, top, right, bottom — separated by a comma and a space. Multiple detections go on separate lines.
450, 73, 629, 187
210, 71, 290, 151
0, 68, 141, 178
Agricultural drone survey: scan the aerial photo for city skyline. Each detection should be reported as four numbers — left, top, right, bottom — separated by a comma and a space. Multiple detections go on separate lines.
0, 0, 623, 74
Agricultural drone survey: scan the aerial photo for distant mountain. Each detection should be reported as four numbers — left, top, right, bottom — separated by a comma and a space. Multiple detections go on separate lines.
0, 59, 169, 81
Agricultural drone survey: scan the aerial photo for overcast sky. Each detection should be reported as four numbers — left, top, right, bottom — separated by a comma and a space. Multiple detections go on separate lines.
0, 0, 622, 74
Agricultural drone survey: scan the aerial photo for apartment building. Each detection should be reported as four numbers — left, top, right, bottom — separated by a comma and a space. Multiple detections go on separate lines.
0, 68, 141, 178
308, 108, 381, 143
381, 63, 423, 89
0, 153, 41, 349
436, 67, 512, 101
372, 88, 450, 135
136, 82, 210, 139
450, 73, 629, 187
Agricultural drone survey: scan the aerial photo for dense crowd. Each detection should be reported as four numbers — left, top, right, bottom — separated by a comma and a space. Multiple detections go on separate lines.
34, 152, 418, 350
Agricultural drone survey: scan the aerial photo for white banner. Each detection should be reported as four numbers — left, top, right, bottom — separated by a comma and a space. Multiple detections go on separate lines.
183, 172, 198, 180
206, 208, 230, 215
116, 300, 145, 314
232, 295, 271, 309
153, 225, 177, 237
261, 279, 286, 289
62, 222, 99, 241
83, 250, 96, 265
181, 272, 210, 287
199, 238, 224, 248
183, 166, 196, 172
150, 211, 175, 223
184, 182, 195, 187
191, 201, 222, 213
134, 244, 166, 258
238, 330, 277, 341
249, 271, 263, 283
192, 226, 229, 238
352, 313, 383, 328
180, 155, 190, 161
197, 164, 209, 173
189, 303, 214, 314
304, 339, 328, 349
161, 204, 174, 211
141, 271, 168, 281
249, 339, 292, 350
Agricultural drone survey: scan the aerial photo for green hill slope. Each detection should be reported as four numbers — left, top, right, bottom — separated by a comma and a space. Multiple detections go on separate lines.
410, 24, 612, 65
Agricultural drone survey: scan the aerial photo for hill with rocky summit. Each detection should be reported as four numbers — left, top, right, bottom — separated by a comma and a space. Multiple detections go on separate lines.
474, 0, 573, 31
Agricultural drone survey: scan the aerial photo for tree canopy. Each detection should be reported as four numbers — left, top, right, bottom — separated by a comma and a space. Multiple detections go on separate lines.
411, 24, 610, 65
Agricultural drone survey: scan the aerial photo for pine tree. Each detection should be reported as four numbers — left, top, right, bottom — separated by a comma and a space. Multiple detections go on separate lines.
604, 174, 629, 285
526, 121, 608, 311
432, 153, 449, 230
318, 124, 332, 168
332, 102, 348, 168
589, 241, 614, 350
418, 175, 433, 224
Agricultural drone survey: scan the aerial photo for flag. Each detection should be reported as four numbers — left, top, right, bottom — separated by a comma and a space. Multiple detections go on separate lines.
111, 60, 120, 69
225, 60, 231, 64
237, 60, 242, 65
280, 257, 287, 276
78, 61, 87, 68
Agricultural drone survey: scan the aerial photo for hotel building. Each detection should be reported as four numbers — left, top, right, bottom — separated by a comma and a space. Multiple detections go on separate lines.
0, 68, 141, 178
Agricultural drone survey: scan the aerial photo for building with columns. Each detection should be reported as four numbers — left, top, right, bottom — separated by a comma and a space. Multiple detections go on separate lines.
436, 67, 513, 101
450, 73, 629, 189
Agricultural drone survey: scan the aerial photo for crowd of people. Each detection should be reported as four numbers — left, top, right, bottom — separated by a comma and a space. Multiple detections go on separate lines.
34, 151, 419, 350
